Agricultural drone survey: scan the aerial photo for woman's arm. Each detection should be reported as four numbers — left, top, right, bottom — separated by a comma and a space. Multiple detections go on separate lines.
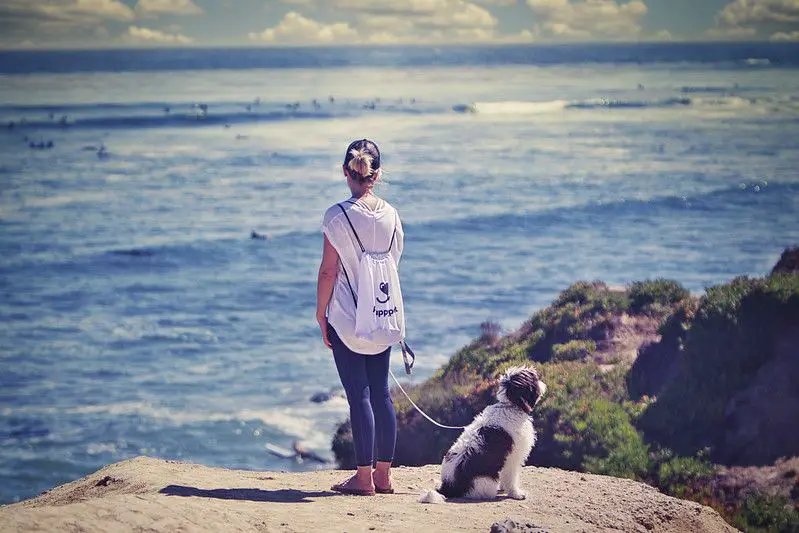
316, 234, 339, 349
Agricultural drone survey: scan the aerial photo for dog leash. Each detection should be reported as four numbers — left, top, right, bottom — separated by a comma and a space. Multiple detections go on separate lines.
388, 368, 467, 431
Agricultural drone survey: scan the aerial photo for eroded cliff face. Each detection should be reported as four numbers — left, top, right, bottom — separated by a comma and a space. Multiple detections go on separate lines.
717, 326, 799, 466
771, 247, 799, 275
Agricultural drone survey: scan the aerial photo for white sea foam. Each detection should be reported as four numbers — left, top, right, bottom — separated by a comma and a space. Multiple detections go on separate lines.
692, 96, 754, 107
108, 319, 218, 344
86, 442, 118, 455
22, 191, 114, 209
455, 94, 786, 119
65, 398, 349, 451
467, 100, 569, 115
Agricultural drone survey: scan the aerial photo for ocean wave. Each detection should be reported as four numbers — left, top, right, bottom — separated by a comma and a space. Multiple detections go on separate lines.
569, 97, 693, 109
3, 400, 343, 457
63, 400, 346, 450
0, 101, 176, 114
454, 96, 693, 115
413, 181, 794, 235
690, 96, 756, 107
109, 248, 155, 257
451, 93, 796, 115
680, 85, 741, 94
454, 100, 568, 114
3, 91, 788, 132
8, 182, 795, 275
1, 98, 437, 130
10, 109, 338, 130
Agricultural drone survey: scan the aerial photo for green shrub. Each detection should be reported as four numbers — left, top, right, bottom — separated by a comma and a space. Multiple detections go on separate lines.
732, 493, 799, 533
442, 344, 494, 382
629, 279, 690, 313
440, 337, 535, 385
553, 281, 631, 315
655, 451, 716, 498
554, 281, 601, 306
552, 339, 597, 362
521, 281, 630, 362
576, 398, 651, 478
533, 361, 652, 477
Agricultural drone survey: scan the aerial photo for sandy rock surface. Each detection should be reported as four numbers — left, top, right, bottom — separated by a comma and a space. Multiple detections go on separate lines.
0, 457, 738, 533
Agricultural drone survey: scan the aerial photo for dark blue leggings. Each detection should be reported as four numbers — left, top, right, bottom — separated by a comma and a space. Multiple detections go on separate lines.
328, 324, 396, 467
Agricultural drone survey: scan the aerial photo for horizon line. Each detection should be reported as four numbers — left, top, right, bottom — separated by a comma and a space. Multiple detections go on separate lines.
1, 39, 796, 54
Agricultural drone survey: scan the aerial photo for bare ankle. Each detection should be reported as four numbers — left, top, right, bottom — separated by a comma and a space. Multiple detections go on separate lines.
374, 460, 392, 473
355, 466, 374, 486
373, 461, 392, 486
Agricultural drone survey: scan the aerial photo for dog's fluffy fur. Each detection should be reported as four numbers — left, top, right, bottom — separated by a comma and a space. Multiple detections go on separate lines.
419, 366, 546, 503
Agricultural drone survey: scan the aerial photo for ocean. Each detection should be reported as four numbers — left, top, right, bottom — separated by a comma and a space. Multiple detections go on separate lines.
1, 43, 798, 505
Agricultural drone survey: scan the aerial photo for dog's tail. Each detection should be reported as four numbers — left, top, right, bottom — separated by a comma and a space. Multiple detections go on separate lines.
419, 489, 446, 504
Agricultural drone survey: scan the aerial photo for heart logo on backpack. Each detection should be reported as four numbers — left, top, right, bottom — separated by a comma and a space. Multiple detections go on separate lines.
376, 282, 390, 304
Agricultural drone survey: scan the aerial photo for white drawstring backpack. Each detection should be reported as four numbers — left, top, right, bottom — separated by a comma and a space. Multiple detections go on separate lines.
337, 204, 415, 373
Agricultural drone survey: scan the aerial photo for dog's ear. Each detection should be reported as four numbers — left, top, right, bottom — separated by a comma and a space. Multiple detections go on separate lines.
503, 380, 532, 413
502, 368, 541, 413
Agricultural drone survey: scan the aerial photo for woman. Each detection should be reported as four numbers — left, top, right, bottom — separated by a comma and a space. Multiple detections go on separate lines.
316, 139, 404, 496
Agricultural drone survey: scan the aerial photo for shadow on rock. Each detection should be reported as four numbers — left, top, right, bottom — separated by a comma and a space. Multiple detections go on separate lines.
159, 485, 335, 503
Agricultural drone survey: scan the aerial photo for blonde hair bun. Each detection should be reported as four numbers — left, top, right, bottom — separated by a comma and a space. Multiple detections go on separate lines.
343, 139, 381, 184
347, 148, 375, 180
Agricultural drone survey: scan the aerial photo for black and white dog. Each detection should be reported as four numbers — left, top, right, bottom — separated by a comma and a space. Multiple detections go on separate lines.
419, 366, 546, 503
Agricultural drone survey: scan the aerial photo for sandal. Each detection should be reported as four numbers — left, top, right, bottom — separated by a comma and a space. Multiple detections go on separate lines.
375, 486, 394, 494
331, 477, 375, 496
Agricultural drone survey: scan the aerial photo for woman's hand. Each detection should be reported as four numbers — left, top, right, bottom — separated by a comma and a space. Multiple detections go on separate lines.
317, 314, 332, 349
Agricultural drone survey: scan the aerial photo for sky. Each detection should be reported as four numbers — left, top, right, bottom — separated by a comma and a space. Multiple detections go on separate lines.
1, 0, 798, 50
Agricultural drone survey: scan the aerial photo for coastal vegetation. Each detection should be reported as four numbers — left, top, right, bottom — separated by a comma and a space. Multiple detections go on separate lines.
332, 248, 799, 533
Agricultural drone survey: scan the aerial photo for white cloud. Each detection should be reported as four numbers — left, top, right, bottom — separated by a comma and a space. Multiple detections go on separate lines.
251, 2, 534, 45
717, 0, 799, 25
709, 0, 799, 40
126, 25, 194, 43
135, 0, 203, 15
328, 0, 497, 28
444, 2, 497, 28
39, 0, 135, 21
0, 0, 134, 46
771, 29, 799, 38
526, 0, 648, 40
265, 0, 529, 44
248, 11, 358, 44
